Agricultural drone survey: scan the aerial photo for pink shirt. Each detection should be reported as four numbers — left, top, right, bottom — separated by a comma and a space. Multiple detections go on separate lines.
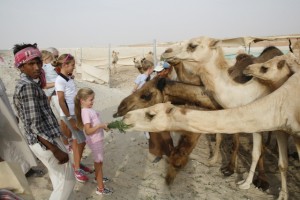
81, 108, 104, 143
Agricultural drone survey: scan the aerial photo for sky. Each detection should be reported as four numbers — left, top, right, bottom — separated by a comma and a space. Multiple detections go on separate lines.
0, 0, 300, 49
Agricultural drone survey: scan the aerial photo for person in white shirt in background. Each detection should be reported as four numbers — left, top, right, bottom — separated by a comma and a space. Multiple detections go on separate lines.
42, 49, 73, 154
132, 59, 154, 93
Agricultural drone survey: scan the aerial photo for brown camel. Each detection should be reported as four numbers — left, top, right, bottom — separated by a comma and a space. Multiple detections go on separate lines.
113, 76, 220, 184
163, 40, 283, 189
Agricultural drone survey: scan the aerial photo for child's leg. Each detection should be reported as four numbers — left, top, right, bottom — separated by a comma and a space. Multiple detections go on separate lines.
95, 162, 105, 190
72, 140, 86, 170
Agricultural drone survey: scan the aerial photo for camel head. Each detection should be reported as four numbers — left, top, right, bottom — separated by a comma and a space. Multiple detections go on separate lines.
161, 36, 222, 63
133, 57, 154, 74
123, 102, 176, 132
243, 55, 293, 85
113, 77, 167, 118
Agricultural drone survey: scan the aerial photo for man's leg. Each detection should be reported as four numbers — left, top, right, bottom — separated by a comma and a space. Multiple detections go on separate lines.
29, 139, 75, 200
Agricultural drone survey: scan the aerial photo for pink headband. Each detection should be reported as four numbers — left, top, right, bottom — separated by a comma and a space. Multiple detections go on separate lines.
14, 47, 42, 68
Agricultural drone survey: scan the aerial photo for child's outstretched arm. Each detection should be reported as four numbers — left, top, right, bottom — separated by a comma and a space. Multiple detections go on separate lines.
84, 123, 108, 135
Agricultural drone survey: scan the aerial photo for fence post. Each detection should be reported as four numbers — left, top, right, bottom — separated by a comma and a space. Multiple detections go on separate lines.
153, 39, 157, 65
108, 44, 111, 88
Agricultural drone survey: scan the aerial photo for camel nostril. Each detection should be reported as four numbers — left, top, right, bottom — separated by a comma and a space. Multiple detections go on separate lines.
113, 113, 119, 118
174, 164, 182, 169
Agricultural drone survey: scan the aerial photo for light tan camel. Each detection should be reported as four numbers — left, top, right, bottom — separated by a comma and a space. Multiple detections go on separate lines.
244, 54, 294, 91
166, 49, 282, 181
243, 52, 300, 159
122, 70, 300, 200
161, 36, 284, 190
113, 76, 221, 184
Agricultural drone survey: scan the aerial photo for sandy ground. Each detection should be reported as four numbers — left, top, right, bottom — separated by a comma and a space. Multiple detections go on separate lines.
0, 52, 300, 200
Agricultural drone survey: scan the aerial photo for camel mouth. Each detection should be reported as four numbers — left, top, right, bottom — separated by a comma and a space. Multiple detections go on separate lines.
113, 112, 121, 118
161, 52, 175, 59
161, 47, 183, 60
243, 68, 254, 77
122, 115, 133, 127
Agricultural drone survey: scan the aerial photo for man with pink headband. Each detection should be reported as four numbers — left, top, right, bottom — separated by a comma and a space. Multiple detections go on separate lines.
13, 43, 75, 200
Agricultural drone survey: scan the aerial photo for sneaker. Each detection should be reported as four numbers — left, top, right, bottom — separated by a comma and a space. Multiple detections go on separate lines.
103, 176, 110, 183
74, 169, 89, 183
79, 163, 94, 174
96, 187, 113, 195
93, 176, 110, 183
72, 163, 94, 174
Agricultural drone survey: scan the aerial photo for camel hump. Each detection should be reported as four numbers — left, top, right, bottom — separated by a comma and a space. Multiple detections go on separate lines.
235, 53, 252, 62
255, 46, 283, 63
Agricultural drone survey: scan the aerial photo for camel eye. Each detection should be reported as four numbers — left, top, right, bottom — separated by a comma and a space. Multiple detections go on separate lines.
145, 112, 155, 121
187, 43, 198, 52
141, 92, 152, 101
260, 66, 268, 73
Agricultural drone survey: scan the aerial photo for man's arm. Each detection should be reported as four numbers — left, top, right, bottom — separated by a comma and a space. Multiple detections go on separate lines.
37, 136, 68, 164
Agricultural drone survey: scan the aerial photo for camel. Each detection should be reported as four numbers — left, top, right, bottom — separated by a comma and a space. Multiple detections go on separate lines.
161, 36, 284, 189
111, 50, 119, 74
133, 57, 154, 74
243, 54, 294, 91
228, 46, 283, 83
122, 69, 300, 199
243, 52, 300, 159
113, 76, 221, 184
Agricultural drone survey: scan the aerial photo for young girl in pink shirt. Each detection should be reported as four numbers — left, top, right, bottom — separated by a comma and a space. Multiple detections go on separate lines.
74, 87, 113, 195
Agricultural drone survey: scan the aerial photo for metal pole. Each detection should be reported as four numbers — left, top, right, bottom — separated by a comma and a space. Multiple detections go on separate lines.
108, 44, 111, 88
80, 47, 82, 65
153, 39, 157, 65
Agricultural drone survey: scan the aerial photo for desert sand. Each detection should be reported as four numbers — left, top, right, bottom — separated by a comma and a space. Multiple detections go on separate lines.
0, 47, 299, 200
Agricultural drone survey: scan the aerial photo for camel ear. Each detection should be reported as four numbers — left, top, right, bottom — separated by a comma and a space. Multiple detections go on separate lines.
209, 39, 221, 49
165, 103, 174, 114
157, 78, 167, 91
277, 60, 286, 69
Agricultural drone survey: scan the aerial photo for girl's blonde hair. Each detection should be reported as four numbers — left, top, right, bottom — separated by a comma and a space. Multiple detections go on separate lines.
74, 87, 95, 130
52, 53, 75, 68
41, 50, 54, 63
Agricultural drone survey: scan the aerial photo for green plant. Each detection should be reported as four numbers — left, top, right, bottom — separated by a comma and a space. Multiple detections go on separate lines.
107, 120, 131, 133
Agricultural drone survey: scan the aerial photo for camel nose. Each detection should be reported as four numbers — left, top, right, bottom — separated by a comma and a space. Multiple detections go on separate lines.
112, 112, 119, 118
243, 67, 251, 76
164, 48, 173, 54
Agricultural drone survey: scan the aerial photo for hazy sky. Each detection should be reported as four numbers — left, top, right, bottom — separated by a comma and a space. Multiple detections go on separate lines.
1, 0, 299, 49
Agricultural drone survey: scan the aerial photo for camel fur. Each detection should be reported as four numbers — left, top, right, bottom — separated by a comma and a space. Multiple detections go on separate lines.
113, 76, 221, 184
161, 37, 284, 189
123, 70, 300, 200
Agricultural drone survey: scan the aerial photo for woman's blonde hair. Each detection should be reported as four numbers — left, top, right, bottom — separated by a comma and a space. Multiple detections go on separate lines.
41, 50, 54, 63
52, 53, 75, 68
74, 87, 95, 130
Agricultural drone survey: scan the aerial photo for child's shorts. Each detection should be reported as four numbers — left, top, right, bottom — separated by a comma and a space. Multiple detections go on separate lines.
87, 140, 104, 163
61, 115, 86, 144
